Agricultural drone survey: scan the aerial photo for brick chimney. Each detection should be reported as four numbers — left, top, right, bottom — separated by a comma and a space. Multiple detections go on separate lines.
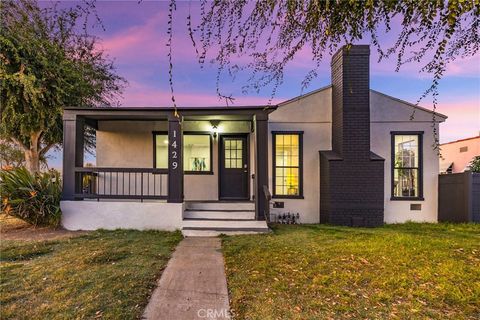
320, 45, 385, 227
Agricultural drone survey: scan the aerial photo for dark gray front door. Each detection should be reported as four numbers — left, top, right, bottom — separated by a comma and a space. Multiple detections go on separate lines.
219, 135, 249, 200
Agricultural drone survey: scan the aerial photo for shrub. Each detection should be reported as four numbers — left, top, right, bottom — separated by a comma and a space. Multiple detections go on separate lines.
0, 167, 61, 227
468, 156, 480, 173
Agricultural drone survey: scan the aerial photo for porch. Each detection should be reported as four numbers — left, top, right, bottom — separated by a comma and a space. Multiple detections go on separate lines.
61, 106, 275, 234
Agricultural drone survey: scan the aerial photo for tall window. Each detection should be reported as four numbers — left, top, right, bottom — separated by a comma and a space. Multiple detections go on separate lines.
154, 133, 212, 173
391, 132, 423, 199
272, 132, 303, 198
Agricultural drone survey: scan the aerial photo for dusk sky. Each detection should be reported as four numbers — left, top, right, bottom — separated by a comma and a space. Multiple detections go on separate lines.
47, 1, 479, 168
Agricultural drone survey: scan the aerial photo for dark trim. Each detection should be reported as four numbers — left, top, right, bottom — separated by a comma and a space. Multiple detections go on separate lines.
75, 194, 168, 200
218, 133, 250, 201
271, 131, 304, 199
183, 131, 214, 175
75, 167, 168, 173
65, 106, 276, 111
390, 196, 425, 201
167, 116, 183, 203
390, 131, 424, 201
153, 131, 168, 169
272, 195, 305, 199
63, 107, 276, 122
153, 131, 214, 175
84, 118, 98, 129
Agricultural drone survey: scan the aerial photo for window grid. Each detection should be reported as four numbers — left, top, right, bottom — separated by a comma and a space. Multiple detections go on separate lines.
224, 139, 243, 169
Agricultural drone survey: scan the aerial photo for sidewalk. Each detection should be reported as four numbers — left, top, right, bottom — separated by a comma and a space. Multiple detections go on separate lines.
143, 237, 230, 319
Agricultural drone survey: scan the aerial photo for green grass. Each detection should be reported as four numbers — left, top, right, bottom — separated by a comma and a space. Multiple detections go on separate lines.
0, 229, 182, 319
222, 223, 480, 319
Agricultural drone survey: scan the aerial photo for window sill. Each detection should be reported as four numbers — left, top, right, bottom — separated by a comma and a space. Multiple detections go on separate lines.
272, 195, 304, 200
185, 171, 214, 175
390, 197, 424, 201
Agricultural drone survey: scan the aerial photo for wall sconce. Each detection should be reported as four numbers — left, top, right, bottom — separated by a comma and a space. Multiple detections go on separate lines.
210, 120, 220, 138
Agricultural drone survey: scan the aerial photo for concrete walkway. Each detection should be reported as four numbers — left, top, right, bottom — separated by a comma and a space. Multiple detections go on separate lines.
143, 237, 230, 320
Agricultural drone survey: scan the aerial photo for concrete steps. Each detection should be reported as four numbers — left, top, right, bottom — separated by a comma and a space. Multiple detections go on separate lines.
182, 201, 268, 236
185, 201, 255, 211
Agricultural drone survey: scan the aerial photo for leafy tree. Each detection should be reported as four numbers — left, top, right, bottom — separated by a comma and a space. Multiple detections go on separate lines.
469, 156, 480, 173
0, 0, 125, 173
0, 140, 48, 169
169, 1, 479, 121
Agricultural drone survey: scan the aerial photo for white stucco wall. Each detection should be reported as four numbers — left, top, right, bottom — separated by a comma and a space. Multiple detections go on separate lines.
266, 88, 445, 224
268, 87, 332, 224
370, 90, 446, 223
61, 200, 184, 231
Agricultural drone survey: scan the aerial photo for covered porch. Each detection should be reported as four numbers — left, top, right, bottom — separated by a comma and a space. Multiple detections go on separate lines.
61, 106, 275, 234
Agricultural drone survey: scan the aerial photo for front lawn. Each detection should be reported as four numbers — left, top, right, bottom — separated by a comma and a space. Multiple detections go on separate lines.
223, 223, 480, 319
0, 229, 182, 319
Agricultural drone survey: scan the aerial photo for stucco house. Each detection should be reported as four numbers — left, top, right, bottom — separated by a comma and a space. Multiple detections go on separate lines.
440, 135, 480, 174
60, 45, 447, 235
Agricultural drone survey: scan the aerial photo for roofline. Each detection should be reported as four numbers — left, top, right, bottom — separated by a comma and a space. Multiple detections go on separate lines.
64, 105, 277, 111
370, 89, 448, 120
440, 135, 480, 146
277, 85, 333, 106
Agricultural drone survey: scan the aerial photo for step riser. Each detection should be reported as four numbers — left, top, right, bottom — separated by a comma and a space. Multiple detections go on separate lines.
184, 211, 255, 220
185, 202, 254, 211
182, 230, 267, 237
182, 220, 268, 228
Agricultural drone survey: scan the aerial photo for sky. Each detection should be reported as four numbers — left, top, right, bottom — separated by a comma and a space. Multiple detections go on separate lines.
44, 0, 480, 169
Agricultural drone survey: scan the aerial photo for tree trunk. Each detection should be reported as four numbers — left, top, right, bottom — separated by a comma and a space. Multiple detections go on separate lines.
25, 150, 40, 173
10, 131, 46, 173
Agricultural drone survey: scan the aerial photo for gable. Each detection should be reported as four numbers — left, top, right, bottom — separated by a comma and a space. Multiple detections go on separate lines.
271, 86, 332, 122
370, 90, 447, 123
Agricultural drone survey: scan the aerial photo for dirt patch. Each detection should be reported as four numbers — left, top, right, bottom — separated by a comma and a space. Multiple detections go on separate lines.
0, 215, 88, 241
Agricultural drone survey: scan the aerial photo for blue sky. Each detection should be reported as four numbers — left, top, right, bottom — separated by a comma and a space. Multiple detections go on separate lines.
46, 1, 480, 169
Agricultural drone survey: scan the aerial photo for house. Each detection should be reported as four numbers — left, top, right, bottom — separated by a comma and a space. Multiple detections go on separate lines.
440, 135, 480, 174
60, 45, 447, 235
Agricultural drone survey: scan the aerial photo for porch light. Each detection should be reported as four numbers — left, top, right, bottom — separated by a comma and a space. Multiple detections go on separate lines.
210, 120, 221, 138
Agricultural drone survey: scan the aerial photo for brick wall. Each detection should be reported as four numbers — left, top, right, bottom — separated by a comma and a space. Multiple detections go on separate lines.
320, 45, 385, 227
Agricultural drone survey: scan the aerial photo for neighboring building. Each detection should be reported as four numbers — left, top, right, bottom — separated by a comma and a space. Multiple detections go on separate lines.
60, 45, 447, 235
440, 136, 480, 173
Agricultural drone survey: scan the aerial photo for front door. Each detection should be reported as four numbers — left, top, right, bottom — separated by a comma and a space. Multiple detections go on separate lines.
219, 135, 249, 200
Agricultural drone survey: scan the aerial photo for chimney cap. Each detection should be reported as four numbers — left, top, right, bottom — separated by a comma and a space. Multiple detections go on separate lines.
331, 44, 370, 63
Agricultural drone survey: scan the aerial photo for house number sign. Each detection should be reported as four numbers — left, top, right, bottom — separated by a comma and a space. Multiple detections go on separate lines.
170, 129, 179, 170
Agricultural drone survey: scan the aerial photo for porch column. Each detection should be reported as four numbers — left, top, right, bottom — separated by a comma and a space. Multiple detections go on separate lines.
62, 115, 84, 200
167, 114, 183, 203
254, 114, 269, 221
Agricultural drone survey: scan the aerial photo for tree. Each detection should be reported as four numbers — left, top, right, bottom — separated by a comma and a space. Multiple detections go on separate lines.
0, 140, 48, 169
169, 1, 479, 124
469, 156, 480, 173
0, 0, 126, 173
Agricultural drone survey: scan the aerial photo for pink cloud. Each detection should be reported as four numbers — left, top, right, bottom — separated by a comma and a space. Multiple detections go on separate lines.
437, 99, 480, 143
122, 81, 283, 107
97, 9, 199, 64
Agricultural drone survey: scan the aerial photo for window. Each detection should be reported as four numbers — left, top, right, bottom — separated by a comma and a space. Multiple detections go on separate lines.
224, 139, 243, 168
272, 132, 303, 198
154, 132, 212, 173
391, 132, 423, 200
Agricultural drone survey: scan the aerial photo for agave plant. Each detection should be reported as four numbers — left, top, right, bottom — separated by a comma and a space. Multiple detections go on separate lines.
0, 167, 61, 226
